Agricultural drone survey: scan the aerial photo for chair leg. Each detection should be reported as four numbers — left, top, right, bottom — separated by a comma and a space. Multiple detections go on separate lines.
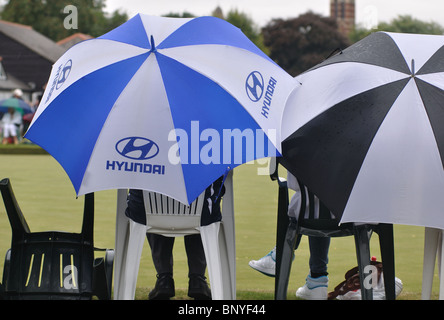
439, 230, 444, 300
220, 172, 236, 299
92, 249, 114, 300
2, 249, 11, 292
104, 249, 115, 299
200, 222, 235, 300
275, 219, 298, 300
274, 182, 289, 298
353, 224, 373, 300
275, 200, 288, 291
114, 219, 146, 300
378, 224, 396, 300
113, 189, 129, 299
422, 227, 440, 300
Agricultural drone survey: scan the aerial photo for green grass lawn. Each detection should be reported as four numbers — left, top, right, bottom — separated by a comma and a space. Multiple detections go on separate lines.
0, 153, 440, 299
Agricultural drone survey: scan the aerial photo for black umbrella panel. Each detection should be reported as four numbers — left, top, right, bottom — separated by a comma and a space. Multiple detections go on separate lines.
280, 31, 444, 228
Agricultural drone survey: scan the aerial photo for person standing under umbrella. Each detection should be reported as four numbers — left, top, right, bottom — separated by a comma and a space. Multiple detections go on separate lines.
12, 88, 23, 100
1, 107, 22, 144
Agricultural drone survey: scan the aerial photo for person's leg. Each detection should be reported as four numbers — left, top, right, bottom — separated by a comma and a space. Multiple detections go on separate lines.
11, 126, 18, 144
308, 236, 330, 277
2, 124, 12, 144
296, 236, 330, 300
184, 234, 206, 276
147, 234, 175, 299
184, 234, 211, 299
148, 234, 175, 275
7, 124, 18, 144
248, 247, 277, 277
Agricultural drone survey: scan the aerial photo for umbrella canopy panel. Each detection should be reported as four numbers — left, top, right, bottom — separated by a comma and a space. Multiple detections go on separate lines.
26, 14, 296, 204
0, 98, 32, 114
281, 32, 444, 228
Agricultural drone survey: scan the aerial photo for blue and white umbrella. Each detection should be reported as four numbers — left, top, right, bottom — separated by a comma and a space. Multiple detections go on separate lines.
0, 98, 33, 115
25, 14, 296, 204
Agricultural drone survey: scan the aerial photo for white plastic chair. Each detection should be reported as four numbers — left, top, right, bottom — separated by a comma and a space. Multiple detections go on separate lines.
113, 171, 236, 300
422, 227, 444, 299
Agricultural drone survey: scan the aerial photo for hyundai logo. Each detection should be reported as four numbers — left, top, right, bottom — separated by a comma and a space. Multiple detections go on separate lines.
56, 59, 72, 90
116, 137, 159, 160
245, 71, 264, 102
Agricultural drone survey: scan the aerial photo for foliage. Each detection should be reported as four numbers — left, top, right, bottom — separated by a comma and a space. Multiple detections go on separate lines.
163, 12, 195, 18
262, 12, 350, 76
0, 0, 128, 41
225, 9, 269, 54
350, 15, 444, 43
383, 15, 444, 34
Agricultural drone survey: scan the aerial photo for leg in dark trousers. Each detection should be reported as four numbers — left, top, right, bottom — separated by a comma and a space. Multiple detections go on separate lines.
147, 234, 207, 276
147, 233, 175, 275
184, 234, 211, 300
184, 234, 207, 276
147, 234, 175, 300
147, 233, 211, 300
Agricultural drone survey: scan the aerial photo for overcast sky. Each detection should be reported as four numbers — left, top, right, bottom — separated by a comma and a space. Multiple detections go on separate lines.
105, 0, 444, 28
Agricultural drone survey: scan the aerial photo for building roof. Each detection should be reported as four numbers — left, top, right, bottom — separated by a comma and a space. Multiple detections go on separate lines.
0, 56, 31, 91
57, 32, 93, 49
0, 20, 65, 62
0, 71, 31, 91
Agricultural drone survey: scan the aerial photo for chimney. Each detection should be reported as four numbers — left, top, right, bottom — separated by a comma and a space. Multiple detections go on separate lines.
330, 0, 355, 36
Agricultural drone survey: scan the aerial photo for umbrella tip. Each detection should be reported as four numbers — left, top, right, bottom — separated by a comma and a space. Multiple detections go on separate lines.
149, 35, 157, 53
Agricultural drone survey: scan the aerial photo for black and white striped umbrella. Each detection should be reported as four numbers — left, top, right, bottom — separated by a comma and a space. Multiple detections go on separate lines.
280, 31, 444, 228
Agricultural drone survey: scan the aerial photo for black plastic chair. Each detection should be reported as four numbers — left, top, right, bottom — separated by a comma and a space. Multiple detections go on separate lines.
0, 178, 114, 300
270, 159, 396, 300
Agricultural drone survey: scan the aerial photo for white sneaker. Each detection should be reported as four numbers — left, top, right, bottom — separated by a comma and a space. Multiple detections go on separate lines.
372, 275, 403, 300
296, 275, 329, 300
248, 247, 276, 277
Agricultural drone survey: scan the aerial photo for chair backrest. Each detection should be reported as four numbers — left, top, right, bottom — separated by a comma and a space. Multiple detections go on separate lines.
297, 178, 335, 221
0, 178, 111, 300
269, 158, 352, 236
295, 178, 354, 236
142, 191, 206, 237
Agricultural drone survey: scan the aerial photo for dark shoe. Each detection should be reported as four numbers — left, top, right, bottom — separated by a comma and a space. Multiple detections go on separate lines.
188, 275, 211, 300
148, 274, 175, 300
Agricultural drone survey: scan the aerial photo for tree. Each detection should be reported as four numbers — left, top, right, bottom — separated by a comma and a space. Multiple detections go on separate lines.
350, 15, 444, 43
380, 15, 444, 34
163, 12, 195, 18
225, 9, 268, 54
0, 0, 128, 41
262, 12, 350, 76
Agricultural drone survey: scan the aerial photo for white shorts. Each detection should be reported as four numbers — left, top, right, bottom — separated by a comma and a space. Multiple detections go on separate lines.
3, 123, 18, 138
